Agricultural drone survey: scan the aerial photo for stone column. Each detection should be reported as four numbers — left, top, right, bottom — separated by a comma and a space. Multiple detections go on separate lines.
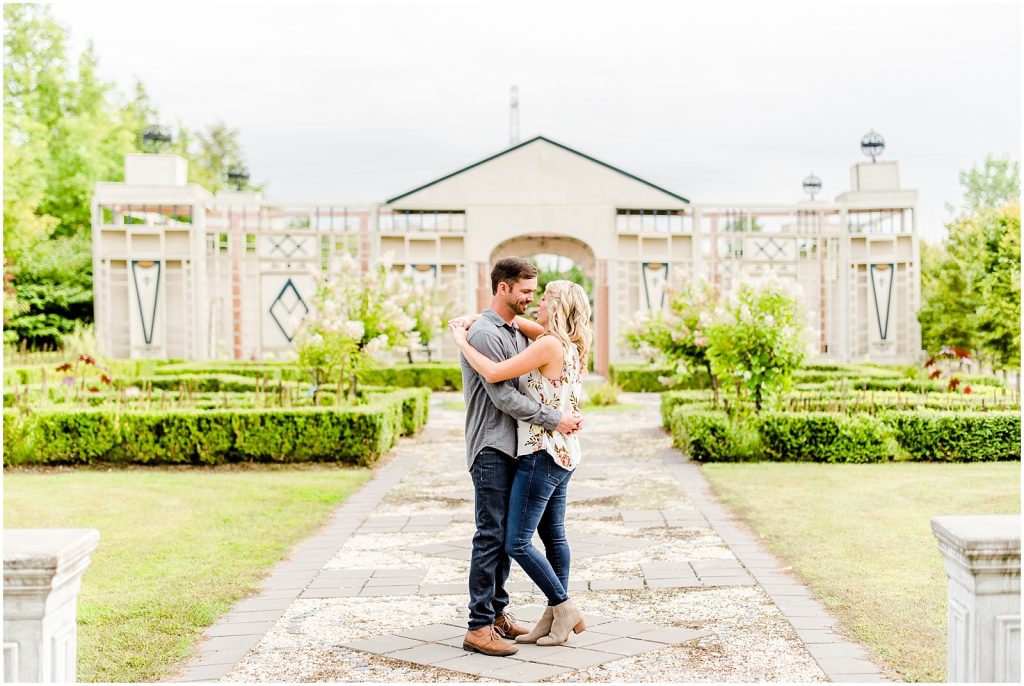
4, 529, 100, 683
931, 515, 1021, 683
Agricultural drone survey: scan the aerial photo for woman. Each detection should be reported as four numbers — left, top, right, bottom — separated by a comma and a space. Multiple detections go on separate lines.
449, 279, 592, 647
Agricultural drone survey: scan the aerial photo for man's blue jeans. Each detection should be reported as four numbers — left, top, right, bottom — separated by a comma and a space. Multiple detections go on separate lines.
468, 448, 518, 630
505, 450, 573, 606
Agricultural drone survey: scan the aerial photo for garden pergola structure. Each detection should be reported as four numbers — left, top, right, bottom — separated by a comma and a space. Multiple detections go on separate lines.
91, 136, 921, 372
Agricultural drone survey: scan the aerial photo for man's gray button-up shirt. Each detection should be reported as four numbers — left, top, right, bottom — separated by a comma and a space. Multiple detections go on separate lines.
461, 309, 562, 470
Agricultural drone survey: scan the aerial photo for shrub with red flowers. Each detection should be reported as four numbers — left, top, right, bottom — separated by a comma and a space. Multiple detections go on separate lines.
924, 346, 974, 393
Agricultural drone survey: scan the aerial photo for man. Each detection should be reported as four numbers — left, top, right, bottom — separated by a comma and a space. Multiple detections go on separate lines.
457, 256, 583, 657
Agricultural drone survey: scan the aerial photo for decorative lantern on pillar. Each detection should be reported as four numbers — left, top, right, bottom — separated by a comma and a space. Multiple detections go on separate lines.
140, 125, 172, 153
861, 129, 885, 162
226, 164, 250, 190
802, 173, 823, 200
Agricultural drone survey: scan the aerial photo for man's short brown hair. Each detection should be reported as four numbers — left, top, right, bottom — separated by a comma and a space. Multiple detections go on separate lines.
490, 256, 538, 294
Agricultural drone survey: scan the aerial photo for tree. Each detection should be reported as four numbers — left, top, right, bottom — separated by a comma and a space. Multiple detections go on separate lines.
3, 45, 59, 341
3, 4, 65, 257
2, 234, 93, 346
3, 5, 260, 348
3, 5, 110, 346
532, 259, 592, 299
972, 204, 1020, 368
182, 121, 260, 193
919, 153, 1020, 369
917, 237, 977, 354
957, 153, 1020, 213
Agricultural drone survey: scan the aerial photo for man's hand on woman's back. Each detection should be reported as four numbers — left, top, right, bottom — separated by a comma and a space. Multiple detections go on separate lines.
556, 411, 583, 435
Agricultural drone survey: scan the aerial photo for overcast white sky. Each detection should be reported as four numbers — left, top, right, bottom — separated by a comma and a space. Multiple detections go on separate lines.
51, 0, 1021, 242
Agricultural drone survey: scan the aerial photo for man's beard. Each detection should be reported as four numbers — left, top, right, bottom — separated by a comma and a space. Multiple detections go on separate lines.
506, 294, 529, 315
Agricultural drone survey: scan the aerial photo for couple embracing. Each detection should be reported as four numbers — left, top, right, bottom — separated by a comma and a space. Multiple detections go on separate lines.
447, 256, 592, 658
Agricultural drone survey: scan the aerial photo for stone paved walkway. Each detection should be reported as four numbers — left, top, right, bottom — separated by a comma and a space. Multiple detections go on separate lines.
170, 392, 889, 683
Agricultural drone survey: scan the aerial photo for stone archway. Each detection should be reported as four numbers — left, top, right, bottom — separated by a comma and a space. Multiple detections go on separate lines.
483, 234, 609, 376
489, 235, 596, 276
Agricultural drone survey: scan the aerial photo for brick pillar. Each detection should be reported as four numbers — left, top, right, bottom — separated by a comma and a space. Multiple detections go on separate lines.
477, 263, 490, 312
358, 210, 371, 271
229, 206, 243, 360
596, 260, 609, 376
709, 213, 720, 297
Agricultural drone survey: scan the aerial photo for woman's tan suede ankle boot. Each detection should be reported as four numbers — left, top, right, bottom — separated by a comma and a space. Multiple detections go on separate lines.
515, 606, 554, 643
536, 599, 586, 646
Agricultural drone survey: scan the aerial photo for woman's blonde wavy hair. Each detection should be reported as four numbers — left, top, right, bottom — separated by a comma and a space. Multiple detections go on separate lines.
540, 280, 593, 373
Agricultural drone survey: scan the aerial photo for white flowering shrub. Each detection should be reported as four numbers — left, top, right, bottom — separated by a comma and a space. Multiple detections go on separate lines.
405, 282, 456, 362
295, 254, 417, 402
705, 277, 809, 412
621, 277, 718, 390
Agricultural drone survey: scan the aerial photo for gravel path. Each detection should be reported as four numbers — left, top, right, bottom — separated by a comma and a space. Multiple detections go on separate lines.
195, 392, 878, 682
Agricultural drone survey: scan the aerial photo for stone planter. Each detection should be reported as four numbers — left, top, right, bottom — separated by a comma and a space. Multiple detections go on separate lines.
4, 529, 100, 683
932, 515, 1020, 683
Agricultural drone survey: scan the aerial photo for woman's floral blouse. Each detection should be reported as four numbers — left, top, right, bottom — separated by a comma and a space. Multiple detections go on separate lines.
516, 341, 582, 471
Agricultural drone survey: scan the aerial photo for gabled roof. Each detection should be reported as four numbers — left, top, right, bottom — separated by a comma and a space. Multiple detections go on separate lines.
386, 135, 689, 204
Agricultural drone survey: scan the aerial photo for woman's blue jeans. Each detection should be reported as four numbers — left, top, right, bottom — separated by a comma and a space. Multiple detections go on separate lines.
505, 450, 574, 606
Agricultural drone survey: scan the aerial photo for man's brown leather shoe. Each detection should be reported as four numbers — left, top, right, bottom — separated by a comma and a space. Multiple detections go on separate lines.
494, 612, 529, 639
463, 626, 518, 656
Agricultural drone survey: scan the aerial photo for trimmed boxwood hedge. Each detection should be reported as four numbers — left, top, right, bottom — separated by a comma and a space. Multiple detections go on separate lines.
0, 361, 459, 392
365, 387, 430, 436
780, 393, 1018, 414
130, 368, 457, 395
4, 385, 432, 415
822, 377, 946, 393
961, 374, 1006, 388
883, 411, 1021, 462
360, 363, 463, 391
666, 407, 759, 462
148, 362, 465, 391
3, 387, 430, 467
606, 362, 990, 393
756, 412, 896, 463
130, 374, 261, 393
152, 362, 305, 380
4, 389, 310, 409
2, 374, 268, 397
3, 359, 162, 387
2, 406, 393, 466
660, 390, 719, 426
663, 389, 1019, 425
609, 363, 714, 392
791, 367, 903, 384
608, 364, 672, 392
665, 404, 1020, 463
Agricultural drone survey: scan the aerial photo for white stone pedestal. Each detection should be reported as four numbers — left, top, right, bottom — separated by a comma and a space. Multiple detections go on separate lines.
932, 515, 1021, 683
3, 529, 100, 683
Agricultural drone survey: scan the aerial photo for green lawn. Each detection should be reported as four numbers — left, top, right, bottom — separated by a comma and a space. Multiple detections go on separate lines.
702, 461, 1020, 682
3, 466, 371, 682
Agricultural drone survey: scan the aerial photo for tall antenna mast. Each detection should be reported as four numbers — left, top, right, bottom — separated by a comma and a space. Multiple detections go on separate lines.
509, 85, 520, 147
